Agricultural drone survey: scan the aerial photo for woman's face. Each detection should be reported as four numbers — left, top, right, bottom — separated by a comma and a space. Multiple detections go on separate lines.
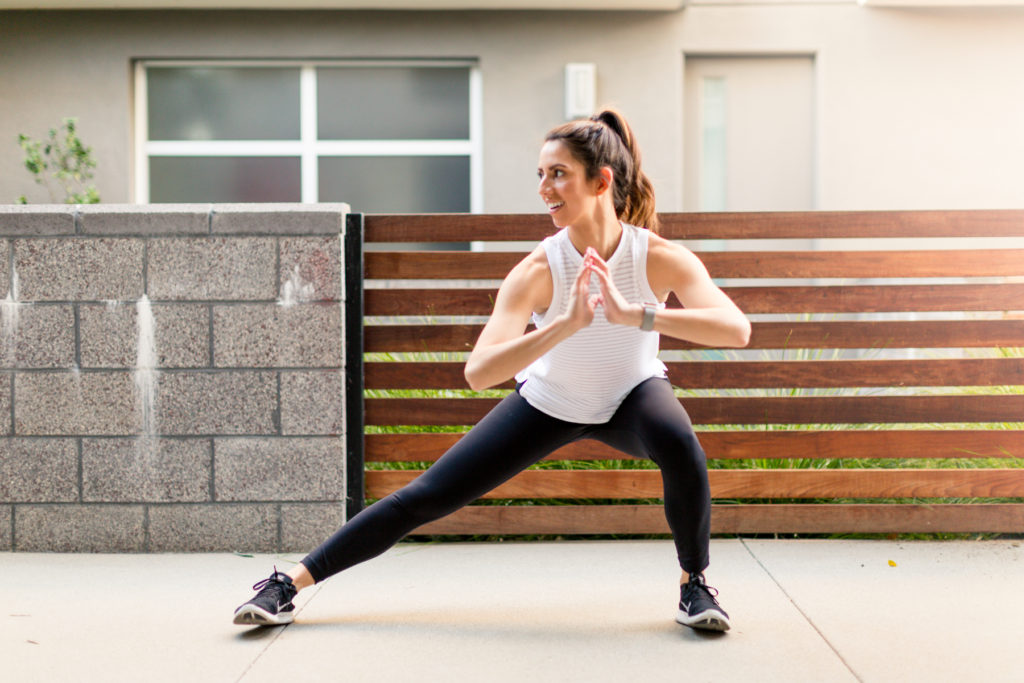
537, 140, 602, 228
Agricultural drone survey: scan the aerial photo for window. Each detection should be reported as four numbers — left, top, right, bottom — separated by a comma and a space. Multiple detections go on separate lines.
134, 61, 482, 212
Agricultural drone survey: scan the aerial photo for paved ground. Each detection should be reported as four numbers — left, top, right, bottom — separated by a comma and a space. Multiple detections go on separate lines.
2, 538, 1022, 683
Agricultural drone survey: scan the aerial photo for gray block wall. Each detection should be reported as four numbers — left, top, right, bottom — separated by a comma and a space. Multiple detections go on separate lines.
0, 203, 349, 552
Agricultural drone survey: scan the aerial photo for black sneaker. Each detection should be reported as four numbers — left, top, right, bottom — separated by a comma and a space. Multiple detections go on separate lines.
233, 568, 298, 626
676, 573, 731, 632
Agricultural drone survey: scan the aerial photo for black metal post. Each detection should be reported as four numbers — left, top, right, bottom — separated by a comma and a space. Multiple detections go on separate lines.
344, 212, 365, 520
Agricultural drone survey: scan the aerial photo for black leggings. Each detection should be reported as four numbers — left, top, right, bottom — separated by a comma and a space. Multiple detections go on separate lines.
301, 377, 711, 581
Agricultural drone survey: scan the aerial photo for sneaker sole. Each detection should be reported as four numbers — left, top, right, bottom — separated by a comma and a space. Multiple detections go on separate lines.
233, 604, 294, 626
675, 608, 731, 632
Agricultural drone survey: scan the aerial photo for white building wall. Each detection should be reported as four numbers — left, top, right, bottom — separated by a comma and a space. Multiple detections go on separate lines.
2, 5, 1024, 211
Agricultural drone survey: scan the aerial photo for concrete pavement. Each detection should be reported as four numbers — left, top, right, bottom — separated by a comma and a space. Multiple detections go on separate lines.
2, 539, 1022, 682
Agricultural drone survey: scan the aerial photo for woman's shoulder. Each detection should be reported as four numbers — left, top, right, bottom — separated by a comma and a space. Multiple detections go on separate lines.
646, 230, 696, 261
645, 231, 708, 288
498, 243, 553, 314
503, 243, 552, 291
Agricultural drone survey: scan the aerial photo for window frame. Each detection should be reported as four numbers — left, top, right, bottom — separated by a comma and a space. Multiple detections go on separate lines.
133, 59, 483, 210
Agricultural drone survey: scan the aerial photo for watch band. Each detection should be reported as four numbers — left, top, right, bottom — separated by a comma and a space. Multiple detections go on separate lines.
640, 303, 657, 332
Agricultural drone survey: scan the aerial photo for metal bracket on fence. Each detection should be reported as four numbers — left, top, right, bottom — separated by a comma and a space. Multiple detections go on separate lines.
344, 212, 366, 520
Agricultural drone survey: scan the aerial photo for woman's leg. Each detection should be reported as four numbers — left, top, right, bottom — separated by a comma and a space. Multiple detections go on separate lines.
589, 377, 711, 575
300, 390, 584, 583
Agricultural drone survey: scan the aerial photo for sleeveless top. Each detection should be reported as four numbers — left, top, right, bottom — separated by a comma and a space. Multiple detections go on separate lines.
515, 223, 667, 423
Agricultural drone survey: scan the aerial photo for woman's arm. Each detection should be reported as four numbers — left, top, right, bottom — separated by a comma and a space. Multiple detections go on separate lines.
589, 235, 751, 348
464, 246, 599, 391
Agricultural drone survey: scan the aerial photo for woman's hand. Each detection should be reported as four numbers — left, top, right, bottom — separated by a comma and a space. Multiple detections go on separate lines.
561, 253, 601, 331
585, 247, 644, 328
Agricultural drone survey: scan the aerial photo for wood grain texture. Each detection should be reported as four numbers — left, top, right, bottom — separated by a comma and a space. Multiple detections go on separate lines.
363, 211, 1024, 243
365, 395, 1024, 426
366, 249, 1024, 280
365, 320, 1024, 352
365, 358, 1024, 389
366, 284, 1024, 316
366, 468, 1024, 500
409, 503, 1024, 535
365, 430, 1024, 462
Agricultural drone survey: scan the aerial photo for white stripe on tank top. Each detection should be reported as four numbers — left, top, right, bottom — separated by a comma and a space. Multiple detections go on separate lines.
515, 223, 667, 424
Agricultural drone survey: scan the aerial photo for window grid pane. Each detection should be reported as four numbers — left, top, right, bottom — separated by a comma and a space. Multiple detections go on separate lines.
317, 67, 471, 141
148, 67, 300, 141
149, 157, 301, 203
144, 62, 476, 208
319, 156, 470, 213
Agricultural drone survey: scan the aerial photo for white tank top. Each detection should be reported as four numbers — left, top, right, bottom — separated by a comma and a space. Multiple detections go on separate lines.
515, 223, 667, 423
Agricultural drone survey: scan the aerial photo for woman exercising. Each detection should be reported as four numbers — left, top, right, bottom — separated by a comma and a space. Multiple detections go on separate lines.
234, 109, 751, 632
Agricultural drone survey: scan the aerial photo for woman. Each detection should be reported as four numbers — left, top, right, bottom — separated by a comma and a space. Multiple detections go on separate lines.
234, 109, 751, 632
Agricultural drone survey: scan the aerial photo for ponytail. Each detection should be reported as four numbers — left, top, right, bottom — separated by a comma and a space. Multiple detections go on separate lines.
545, 108, 659, 233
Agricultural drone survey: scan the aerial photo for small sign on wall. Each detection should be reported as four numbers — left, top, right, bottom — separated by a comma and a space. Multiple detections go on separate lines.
565, 63, 596, 120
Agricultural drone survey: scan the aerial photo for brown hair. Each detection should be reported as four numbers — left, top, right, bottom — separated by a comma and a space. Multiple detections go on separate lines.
545, 109, 659, 233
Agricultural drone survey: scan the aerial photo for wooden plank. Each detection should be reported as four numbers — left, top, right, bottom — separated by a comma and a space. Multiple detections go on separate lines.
365, 213, 555, 243
698, 430, 1024, 461
365, 358, 1024, 390
365, 284, 1024, 316
367, 252, 523, 280
365, 430, 1024, 463
364, 320, 1024, 352
365, 324, 481, 353
657, 210, 1024, 241
366, 468, 1024, 500
727, 284, 1024, 315
365, 395, 1024, 426
366, 249, 1024, 281
701, 250, 1024, 279
667, 358, 1024, 389
411, 503, 1024, 535
363, 211, 1024, 243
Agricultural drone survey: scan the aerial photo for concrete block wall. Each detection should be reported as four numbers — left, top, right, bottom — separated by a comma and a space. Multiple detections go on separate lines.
0, 203, 348, 552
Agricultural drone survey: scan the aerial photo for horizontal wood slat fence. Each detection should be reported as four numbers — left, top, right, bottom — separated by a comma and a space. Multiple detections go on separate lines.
353, 210, 1024, 536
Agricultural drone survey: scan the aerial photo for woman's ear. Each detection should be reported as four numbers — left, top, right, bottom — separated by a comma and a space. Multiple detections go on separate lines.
597, 167, 614, 195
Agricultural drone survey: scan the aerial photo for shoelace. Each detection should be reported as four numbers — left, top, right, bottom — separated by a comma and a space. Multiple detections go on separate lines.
683, 574, 721, 604
251, 567, 292, 595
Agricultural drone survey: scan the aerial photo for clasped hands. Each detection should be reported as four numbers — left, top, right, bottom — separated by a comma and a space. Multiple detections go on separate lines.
564, 246, 645, 330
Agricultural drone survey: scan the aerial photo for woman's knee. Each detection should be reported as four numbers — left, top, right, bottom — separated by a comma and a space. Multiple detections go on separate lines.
646, 425, 707, 474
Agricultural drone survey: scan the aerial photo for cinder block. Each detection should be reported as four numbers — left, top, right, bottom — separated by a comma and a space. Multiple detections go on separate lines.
15, 504, 145, 552
78, 204, 210, 235
279, 236, 342, 303
0, 505, 10, 550
0, 375, 12, 436
281, 370, 344, 436
0, 240, 9, 298
280, 502, 346, 553
0, 205, 76, 236
156, 371, 277, 435
211, 203, 347, 235
14, 238, 144, 301
214, 437, 344, 502
147, 503, 277, 552
15, 371, 137, 436
0, 438, 78, 502
0, 304, 74, 369
82, 438, 211, 503
80, 302, 209, 369
147, 237, 276, 301
213, 303, 342, 368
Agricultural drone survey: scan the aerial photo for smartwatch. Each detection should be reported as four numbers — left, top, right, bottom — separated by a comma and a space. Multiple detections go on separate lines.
640, 303, 657, 332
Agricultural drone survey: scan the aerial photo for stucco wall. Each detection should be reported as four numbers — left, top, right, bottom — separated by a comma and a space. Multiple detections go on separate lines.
0, 203, 347, 552
2, 5, 1024, 211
